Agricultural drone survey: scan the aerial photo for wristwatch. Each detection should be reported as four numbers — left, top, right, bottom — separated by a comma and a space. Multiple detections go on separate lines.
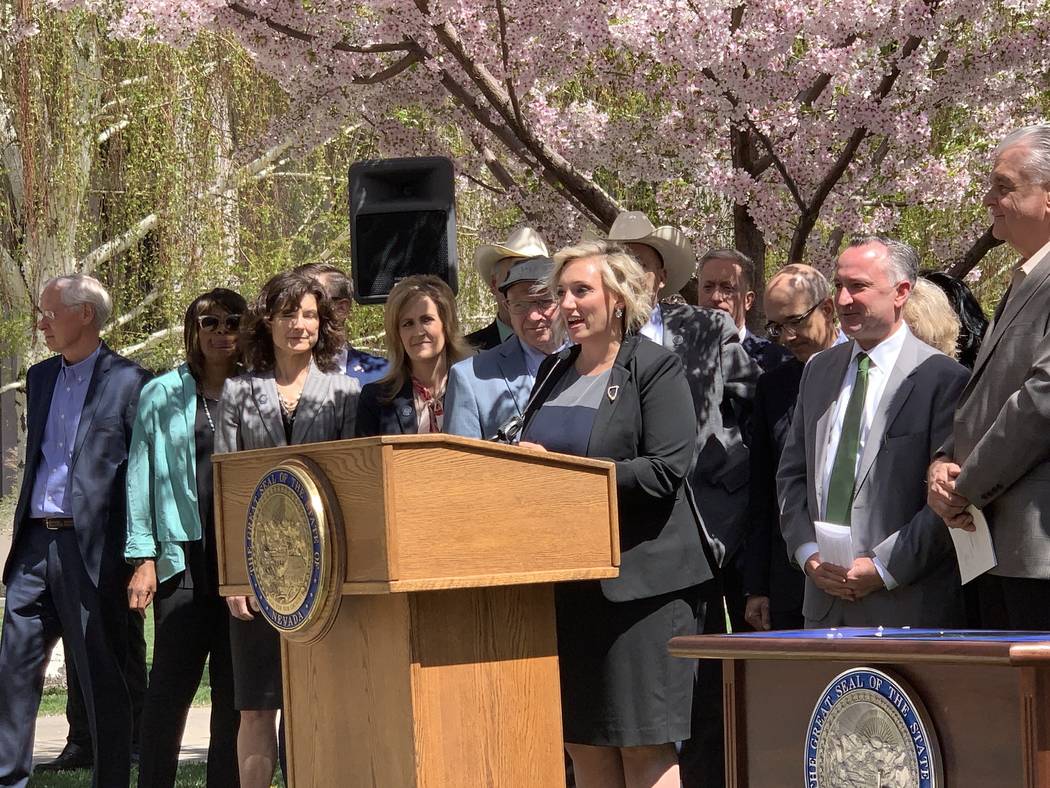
129, 557, 154, 568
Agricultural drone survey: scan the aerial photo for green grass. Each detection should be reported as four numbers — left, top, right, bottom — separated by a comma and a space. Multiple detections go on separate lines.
35, 607, 212, 719
29, 763, 208, 787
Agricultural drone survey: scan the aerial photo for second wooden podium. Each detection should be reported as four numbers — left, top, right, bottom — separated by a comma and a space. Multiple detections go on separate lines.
212, 434, 620, 787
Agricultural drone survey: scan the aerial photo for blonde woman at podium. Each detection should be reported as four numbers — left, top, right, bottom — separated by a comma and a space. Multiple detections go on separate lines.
355, 275, 471, 436
518, 240, 712, 788
215, 271, 359, 788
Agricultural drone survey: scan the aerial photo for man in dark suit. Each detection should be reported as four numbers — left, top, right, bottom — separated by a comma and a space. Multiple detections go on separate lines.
0, 274, 150, 788
742, 264, 844, 632
698, 248, 792, 372
295, 262, 389, 385
929, 125, 1050, 629
466, 227, 549, 350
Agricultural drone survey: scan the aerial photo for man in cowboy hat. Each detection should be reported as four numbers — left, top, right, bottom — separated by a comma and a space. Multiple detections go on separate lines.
608, 211, 759, 788
467, 227, 550, 351
445, 255, 561, 439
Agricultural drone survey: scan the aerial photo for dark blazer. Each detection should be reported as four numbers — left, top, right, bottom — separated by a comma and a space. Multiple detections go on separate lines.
662, 304, 760, 565
355, 378, 418, 436
8, 342, 151, 588
522, 335, 714, 602
742, 358, 804, 616
465, 320, 502, 352
742, 329, 792, 372
345, 345, 389, 387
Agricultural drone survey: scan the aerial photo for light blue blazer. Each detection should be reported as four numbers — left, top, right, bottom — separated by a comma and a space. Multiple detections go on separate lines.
444, 335, 533, 440
125, 364, 203, 583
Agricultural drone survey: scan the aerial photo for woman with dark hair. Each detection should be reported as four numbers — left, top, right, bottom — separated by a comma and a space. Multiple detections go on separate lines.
921, 270, 989, 369
215, 270, 359, 788
125, 288, 247, 788
355, 275, 472, 436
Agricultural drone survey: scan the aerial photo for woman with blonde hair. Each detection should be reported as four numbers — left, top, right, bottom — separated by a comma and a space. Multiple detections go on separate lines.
518, 240, 711, 788
904, 277, 961, 358
356, 275, 472, 435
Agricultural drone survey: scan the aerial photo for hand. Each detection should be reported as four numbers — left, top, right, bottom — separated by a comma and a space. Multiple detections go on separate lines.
946, 510, 976, 532
227, 595, 255, 621
127, 560, 157, 613
927, 456, 969, 520
844, 557, 885, 600
803, 552, 855, 601
744, 595, 771, 631
517, 441, 547, 452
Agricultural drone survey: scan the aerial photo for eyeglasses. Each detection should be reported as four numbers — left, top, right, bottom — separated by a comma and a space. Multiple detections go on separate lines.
197, 314, 241, 332
765, 301, 822, 340
506, 298, 557, 315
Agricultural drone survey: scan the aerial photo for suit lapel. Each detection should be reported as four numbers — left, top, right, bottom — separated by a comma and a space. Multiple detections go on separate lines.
853, 336, 918, 493
393, 380, 418, 434
291, 362, 329, 443
254, 372, 287, 446
70, 346, 114, 468
971, 248, 1050, 380
813, 344, 853, 514
497, 336, 531, 416
26, 358, 61, 463
586, 338, 637, 456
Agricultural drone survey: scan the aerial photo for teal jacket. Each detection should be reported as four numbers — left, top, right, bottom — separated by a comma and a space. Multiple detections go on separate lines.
125, 365, 204, 583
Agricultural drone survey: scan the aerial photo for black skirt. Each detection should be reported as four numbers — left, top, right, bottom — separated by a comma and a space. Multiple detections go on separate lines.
556, 581, 701, 747
229, 613, 282, 711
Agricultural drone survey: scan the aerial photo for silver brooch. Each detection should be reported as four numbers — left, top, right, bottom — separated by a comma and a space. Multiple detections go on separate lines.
607, 385, 619, 401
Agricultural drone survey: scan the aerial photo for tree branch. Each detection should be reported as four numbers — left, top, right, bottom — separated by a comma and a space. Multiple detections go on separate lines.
946, 225, 1003, 278
494, 0, 526, 130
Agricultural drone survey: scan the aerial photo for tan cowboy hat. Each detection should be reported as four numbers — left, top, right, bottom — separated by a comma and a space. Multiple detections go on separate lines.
607, 211, 694, 295
473, 227, 550, 284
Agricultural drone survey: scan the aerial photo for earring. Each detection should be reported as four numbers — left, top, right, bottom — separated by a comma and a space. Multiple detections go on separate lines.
614, 307, 624, 318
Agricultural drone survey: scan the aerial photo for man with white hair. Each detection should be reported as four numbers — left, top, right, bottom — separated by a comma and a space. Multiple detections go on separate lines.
929, 124, 1050, 629
0, 274, 150, 787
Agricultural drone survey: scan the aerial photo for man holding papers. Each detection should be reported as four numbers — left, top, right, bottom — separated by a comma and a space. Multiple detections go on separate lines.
777, 237, 969, 627
928, 125, 1050, 630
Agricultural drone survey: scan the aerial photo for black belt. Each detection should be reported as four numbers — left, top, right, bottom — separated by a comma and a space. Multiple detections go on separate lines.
35, 517, 74, 530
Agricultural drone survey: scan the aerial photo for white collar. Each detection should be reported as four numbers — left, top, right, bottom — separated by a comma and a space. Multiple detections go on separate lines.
849, 321, 909, 370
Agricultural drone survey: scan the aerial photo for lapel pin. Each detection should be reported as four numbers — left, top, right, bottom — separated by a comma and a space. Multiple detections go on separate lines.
258, 394, 268, 404
400, 405, 413, 418
607, 385, 619, 401
672, 334, 684, 346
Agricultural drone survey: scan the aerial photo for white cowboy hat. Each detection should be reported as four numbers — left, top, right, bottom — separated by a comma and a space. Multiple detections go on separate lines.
473, 227, 550, 284
606, 211, 694, 295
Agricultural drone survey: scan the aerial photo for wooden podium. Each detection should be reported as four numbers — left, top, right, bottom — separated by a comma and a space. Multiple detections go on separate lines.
213, 434, 619, 787
670, 629, 1050, 787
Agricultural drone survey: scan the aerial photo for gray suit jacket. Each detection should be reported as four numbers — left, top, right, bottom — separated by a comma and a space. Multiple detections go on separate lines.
777, 329, 968, 627
215, 361, 359, 453
947, 244, 1050, 578
443, 335, 532, 440
661, 304, 760, 564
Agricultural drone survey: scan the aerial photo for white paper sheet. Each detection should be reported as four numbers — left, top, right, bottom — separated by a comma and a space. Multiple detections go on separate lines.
815, 521, 856, 568
949, 505, 998, 585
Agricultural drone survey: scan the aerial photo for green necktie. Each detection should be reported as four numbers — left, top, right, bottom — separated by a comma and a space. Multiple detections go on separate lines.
825, 353, 871, 526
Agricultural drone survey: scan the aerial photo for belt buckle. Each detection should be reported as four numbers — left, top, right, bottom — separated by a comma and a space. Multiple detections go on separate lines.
44, 518, 67, 530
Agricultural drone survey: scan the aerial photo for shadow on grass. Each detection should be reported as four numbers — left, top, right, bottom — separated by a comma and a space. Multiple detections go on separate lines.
28, 764, 286, 787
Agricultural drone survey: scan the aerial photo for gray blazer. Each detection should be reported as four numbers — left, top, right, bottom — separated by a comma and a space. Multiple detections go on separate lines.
215, 361, 359, 453
444, 335, 532, 440
947, 245, 1050, 578
777, 329, 969, 627
661, 303, 760, 564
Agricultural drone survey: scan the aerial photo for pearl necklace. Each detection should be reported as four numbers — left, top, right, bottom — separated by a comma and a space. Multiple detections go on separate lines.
201, 395, 217, 433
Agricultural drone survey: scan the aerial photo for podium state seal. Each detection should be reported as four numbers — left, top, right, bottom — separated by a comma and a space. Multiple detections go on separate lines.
245, 456, 344, 644
805, 667, 942, 788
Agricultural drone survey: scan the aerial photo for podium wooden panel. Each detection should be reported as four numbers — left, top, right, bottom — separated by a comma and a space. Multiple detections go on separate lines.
213, 435, 620, 787
669, 630, 1050, 787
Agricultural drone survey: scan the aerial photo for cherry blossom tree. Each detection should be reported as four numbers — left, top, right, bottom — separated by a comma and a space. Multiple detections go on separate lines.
89, 0, 1050, 278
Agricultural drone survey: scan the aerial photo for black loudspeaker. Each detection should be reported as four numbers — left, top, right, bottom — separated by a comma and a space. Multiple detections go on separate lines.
348, 156, 458, 304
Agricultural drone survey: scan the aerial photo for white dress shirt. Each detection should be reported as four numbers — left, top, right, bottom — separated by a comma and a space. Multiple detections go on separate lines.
796, 322, 911, 588
640, 304, 664, 345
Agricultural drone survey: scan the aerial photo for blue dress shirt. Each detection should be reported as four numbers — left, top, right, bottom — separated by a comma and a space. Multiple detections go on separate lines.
30, 343, 102, 518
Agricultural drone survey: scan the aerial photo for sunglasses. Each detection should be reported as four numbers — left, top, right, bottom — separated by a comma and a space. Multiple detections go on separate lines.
197, 314, 241, 332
